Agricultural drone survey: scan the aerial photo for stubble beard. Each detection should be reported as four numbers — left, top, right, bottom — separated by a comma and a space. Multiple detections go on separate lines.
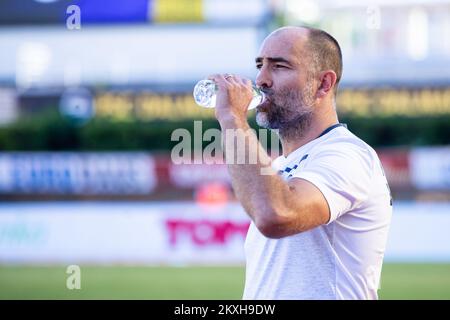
256, 84, 315, 141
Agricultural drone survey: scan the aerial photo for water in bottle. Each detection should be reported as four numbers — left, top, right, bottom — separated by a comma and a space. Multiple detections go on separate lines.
193, 79, 264, 109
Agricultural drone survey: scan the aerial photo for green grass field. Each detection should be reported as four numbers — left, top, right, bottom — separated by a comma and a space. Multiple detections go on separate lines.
1, 264, 449, 299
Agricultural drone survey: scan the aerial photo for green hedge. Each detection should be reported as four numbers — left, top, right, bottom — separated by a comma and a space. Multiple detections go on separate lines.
1, 112, 449, 151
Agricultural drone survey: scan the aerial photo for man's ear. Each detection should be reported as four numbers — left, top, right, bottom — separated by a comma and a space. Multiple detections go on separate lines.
316, 70, 337, 98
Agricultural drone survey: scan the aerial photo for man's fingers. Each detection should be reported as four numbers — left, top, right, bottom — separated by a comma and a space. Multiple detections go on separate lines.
207, 74, 252, 92
229, 75, 251, 88
243, 78, 252, 87
207, 74, 230, 89
226, 75, 240, 86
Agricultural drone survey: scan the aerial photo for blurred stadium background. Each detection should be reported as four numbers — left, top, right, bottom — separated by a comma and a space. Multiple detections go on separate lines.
0, 0, 450, 300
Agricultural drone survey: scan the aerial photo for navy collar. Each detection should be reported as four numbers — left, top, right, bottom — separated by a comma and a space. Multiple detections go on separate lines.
317, 123, 346, 139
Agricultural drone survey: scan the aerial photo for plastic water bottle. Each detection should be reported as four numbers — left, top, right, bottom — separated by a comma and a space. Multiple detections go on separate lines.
193, 79, 264, 109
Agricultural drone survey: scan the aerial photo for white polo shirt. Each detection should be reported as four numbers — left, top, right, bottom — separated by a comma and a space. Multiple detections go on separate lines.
243, 124, 392, 300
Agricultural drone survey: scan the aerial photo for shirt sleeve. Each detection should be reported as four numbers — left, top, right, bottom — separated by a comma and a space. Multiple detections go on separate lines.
290, 144, 374, 224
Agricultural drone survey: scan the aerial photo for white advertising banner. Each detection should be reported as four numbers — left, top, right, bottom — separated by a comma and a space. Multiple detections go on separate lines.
0, 26, 261, 86
410, 147, 450, 190
0, 202, 250, 265
0, 152, 157, 194
0, 201, 449, 264
386, 201, 450, 262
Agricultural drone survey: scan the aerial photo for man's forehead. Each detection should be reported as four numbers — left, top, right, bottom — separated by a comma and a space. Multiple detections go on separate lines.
257, 41, 289, 62
257, 28, 309, 62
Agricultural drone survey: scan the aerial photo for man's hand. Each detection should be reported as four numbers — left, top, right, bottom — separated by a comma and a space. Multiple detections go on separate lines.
208, 74, 254, 124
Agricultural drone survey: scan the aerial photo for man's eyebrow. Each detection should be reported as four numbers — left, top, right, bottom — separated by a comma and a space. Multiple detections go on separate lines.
255, 57, 292, 65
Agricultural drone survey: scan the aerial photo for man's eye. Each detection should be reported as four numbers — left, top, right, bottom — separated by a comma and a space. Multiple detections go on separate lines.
256, 65, 262, 70
275, 65, 287, 69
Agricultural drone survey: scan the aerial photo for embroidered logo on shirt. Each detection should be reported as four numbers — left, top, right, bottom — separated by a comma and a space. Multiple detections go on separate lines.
278, 154, 309, 178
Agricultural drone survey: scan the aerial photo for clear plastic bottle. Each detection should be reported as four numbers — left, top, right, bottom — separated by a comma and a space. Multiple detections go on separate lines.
193, 79, 264, 109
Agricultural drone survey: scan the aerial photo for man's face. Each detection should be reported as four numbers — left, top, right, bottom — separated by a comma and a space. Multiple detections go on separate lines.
254, 31, 317, 136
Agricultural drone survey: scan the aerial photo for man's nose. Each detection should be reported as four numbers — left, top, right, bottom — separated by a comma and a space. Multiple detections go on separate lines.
256, 67, 273, 89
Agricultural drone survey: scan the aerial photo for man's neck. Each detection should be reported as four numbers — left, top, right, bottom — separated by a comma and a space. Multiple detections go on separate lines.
280, 113, 339, 157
